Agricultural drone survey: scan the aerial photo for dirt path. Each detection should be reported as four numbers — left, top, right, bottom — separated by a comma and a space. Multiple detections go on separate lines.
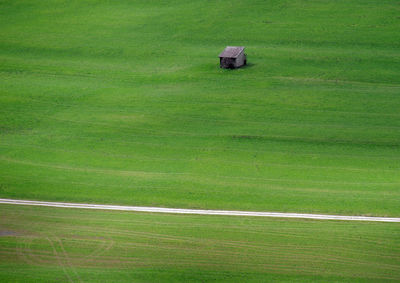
0, 198, 399, 222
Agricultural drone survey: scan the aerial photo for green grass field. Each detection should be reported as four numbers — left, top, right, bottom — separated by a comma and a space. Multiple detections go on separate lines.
1, 204, 399, 282
1, 0, 400, 216
1, 0, 400, 281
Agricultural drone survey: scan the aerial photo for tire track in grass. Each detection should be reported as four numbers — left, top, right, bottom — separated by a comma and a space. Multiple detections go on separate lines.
2, 142, 400, 173
1, 156, 399, 186
55, 236, 82, 282
47, 237, 74, 283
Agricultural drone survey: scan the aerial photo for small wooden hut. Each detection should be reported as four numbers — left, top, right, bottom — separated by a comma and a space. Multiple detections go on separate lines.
219, 46, 246, 69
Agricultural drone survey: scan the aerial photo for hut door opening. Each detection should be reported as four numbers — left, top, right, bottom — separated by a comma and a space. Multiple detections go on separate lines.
221, 58, 235, 69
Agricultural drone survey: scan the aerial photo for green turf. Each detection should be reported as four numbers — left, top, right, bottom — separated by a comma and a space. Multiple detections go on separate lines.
0, 204, 399, 282
1, 0, 400, 217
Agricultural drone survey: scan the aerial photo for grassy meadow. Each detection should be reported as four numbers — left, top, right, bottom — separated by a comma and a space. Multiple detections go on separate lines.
1, 204, 400, 282
1, 0, 400, 216
1, 0, 400, 281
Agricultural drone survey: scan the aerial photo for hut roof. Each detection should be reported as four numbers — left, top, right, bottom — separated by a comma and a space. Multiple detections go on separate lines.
219, 46, 245, 58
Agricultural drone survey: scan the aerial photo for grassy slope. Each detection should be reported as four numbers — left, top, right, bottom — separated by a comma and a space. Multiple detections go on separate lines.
1, 0, 400, 216
0, 204, 399, 282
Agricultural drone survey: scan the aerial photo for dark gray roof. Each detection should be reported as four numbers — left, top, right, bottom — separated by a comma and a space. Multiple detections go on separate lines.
219, 46, 245, 58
